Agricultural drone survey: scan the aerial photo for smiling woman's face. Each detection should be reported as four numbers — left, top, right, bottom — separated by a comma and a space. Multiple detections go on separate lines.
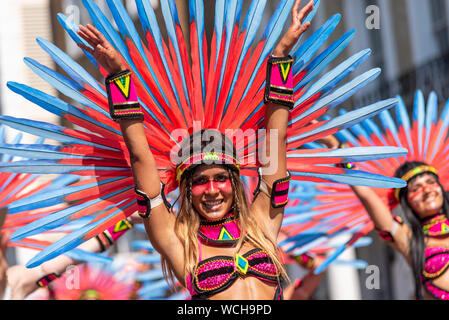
406, 174, 444, 219
190, 165, 234, 221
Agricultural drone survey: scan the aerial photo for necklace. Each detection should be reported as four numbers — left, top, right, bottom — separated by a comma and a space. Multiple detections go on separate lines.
198, 213, 241, 245
422, 214, 449, 237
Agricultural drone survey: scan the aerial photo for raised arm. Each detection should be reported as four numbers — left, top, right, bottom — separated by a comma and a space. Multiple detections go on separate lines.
352, 184, 411, 258
77, 25, 184, 278
252, 0, 314, 238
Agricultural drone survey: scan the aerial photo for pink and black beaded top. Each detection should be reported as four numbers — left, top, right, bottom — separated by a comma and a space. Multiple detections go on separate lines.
421, 214, 449, 300
186, 213, 282, 300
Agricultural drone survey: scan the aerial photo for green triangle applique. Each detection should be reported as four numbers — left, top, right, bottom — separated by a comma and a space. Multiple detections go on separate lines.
278, 63, 291, 84
114, 220, 130, 233
442, 223, 449, 233
218, 226, 233, 241
114, 76, 131, 99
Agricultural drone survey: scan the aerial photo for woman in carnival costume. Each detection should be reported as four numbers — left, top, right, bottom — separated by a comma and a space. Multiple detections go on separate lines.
77, 0, 317, 300
1, 0, 407, 300
329, 91, 449, 300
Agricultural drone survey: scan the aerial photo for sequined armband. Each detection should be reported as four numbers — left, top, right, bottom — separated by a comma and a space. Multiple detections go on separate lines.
253, 168, 291, 209
294, 253, 315, 270
135, 183, 168, 219
95, 219, 133, 252
264, 55, 295, 109
36, 273, 60, 288
376, 215, 404, 243
105, 69, 144, 121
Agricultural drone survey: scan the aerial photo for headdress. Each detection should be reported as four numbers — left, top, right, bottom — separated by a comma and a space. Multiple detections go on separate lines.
2, 0, 405, 267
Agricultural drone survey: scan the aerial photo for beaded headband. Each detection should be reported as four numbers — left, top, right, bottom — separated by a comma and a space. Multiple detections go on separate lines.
394, 165, 439, 201
176, 152, 240, 183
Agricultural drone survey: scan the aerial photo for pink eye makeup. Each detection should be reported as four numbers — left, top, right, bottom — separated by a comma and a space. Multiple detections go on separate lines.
191, 175, 232, 196
408, 183, 441, 202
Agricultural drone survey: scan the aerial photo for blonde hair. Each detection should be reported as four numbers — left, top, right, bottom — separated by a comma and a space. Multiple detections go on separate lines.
161, 166, 288, 291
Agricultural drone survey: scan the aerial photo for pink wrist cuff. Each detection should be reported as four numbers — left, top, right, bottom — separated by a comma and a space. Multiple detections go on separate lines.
105, 70, 144, 121
264, 55, 295, 109
96, 219, 133, 251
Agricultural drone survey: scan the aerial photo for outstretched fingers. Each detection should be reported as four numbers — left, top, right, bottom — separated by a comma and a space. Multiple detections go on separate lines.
86, 24, 112, 49
293, 0, 314, 25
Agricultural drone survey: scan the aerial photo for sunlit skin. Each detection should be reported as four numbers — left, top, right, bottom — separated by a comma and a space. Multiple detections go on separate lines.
406, 174, 444, 219
191, 165, 234, 221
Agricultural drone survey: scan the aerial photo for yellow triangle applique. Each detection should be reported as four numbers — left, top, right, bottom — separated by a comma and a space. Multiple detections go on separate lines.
278, 63, 291, 84
114, 220, 131, 233
442, 223, 449, 233
114, 76, 131, 99
218, 226, 233, 241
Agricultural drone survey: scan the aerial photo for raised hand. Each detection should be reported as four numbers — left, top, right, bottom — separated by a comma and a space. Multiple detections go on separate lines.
273, 0, 314, 57
77, 24, 126, 75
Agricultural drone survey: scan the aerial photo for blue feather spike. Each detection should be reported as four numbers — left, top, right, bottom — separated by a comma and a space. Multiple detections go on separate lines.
291, 169, 406, 188
137, 254, 162, 264
1, 130, 22, 163
394, 95, 414, 157
241, 0, 294, 99
7, 82, 120, 136
82, 0, 162, 121
137, 280, 169, 296
190, 0, 206, 102
289, 98, 398, 144
292, 14, 341, 75
413, 90, 425, 158
136, 0, 185, 113
215, 0, 242, 100
57, 13, 98, 67
36, 38, 105, 95
430, 97, 449, 160
107, 0, 173, 115
25, 207, 132, 268
424, 91, 438, 159
0, 116, 118, 151
313, 229, 364, 275
10, 200, 104, 241
131, 240, 154, 251
65, 249, 113, 264
0, 160, 130, 176
295, 49, 371, 107
160, 0, 192, 108
342, 110, 373, 145
82, 0, 135, 68
223, 0, 267, 113
379, 109, 402, 147
290, 68, 381, 125
290, 0, 321, 53
287, 146, 407, 163
8, 177, 125, 214
296, 29, 356, 90
213, 0, 226, 64
335, 128, 360, 147
136, 269, 164, 282
22, 58, 109, 116
0, 144, 91, 161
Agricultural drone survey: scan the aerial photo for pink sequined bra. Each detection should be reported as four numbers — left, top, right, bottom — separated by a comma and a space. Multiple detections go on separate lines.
419, 214, 449, 300
422, 246, 449, 300
186, 248, 282, 300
